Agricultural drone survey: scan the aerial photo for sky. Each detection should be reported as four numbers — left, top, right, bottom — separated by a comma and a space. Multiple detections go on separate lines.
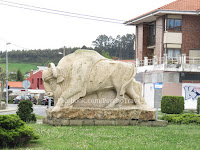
0, 0, 175, 51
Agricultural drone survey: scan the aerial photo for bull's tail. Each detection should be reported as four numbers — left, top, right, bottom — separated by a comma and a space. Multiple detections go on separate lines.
119, 64, 136, 96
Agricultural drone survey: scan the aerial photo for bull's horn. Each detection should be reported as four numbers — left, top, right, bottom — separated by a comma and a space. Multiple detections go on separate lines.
49, 63, 57, 78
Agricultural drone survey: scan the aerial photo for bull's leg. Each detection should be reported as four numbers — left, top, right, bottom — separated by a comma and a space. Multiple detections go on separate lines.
64, 91, 83, 106
105, 89, 122, 108
126, 85, 141, 105
52, 90, 84, 113
133, 82, 146, 105
52, 97, 65, 112
105, 97, 121, 108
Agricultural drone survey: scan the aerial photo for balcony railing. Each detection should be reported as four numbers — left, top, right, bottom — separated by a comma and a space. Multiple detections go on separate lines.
136, 54, 200, 73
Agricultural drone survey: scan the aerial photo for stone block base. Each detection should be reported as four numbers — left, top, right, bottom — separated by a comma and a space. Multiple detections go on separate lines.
43, 118, 168, 127
47, 105, 156, 121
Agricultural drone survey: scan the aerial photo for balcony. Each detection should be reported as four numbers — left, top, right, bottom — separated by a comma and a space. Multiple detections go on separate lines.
136, 54, 200, 73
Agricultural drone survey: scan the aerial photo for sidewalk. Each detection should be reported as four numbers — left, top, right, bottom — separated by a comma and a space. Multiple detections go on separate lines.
0, 106, 17, 113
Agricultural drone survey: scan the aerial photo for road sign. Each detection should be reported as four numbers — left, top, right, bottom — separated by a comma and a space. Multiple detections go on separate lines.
22, 80, 31, 89
154, 83, 163, 89
22, 80, 31, 100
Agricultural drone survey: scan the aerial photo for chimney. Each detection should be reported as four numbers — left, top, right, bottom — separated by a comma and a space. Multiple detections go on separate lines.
30, 70, 33, 77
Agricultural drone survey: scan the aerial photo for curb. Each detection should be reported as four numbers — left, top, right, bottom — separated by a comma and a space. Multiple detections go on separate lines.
0, 108, 17, 113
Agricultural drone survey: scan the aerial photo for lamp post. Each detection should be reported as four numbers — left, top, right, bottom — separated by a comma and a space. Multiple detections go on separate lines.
58, 46, 66, 57
6, 42, 11, 106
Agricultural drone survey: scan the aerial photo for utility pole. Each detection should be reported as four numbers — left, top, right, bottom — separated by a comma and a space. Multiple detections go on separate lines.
6, 42, 11, 106
63, 46, 66, 57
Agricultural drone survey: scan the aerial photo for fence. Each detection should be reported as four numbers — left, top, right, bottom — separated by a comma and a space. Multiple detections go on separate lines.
136, 54, 200, 67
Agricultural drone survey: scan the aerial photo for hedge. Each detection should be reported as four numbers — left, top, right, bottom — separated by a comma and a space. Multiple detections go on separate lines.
161, 96, 184, 114
0, 114, 39, 148
197, 97, 200, 114
16, 100, 36, 123
162, 113, 200, 124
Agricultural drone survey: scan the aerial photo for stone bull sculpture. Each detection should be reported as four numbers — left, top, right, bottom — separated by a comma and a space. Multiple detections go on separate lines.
42, 50, 146, 113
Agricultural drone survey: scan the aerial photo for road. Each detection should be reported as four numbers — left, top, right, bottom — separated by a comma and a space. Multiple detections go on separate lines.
0, 104, 50, 116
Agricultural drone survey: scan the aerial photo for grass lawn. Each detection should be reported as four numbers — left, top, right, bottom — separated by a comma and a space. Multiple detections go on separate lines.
0, 63, 39, 75
5, 124, 200, 150
35, 115, 46, 120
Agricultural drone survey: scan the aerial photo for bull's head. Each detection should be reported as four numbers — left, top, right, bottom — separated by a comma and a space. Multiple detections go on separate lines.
42, 63, 64, 99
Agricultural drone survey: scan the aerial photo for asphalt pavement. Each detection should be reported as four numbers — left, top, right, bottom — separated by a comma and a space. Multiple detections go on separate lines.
0, 104, 49, 116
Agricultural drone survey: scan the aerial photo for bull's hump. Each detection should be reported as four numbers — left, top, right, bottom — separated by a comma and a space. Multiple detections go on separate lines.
75, 49, 99, 54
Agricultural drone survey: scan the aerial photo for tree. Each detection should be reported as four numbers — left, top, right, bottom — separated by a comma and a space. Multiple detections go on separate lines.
81, 45, 88, 49
92, 33, 135, 60
92, 35, 109, 52
101, 50, 112, 59
16, 69, 24, 81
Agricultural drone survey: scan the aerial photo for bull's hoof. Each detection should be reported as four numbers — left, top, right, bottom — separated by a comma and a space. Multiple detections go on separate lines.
52, 106, 61, 113
105, 102, 118, 109
51, 106, 62, 118
105, 98, 121, 109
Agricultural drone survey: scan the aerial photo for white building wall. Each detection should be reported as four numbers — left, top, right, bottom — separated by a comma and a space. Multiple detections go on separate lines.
144, 83, 154, 108
182, 83, 200, 109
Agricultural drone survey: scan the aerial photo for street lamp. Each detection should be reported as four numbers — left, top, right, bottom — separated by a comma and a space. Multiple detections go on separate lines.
58, 46, 66, 57
6, 42, 11, 106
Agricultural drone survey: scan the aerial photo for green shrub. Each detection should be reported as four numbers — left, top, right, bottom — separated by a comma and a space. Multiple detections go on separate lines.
197, 97, 200, 114
162, 113, 200, 124
161, 96, 184, 114
16, 100, 37, 123
0, 114, 39, 148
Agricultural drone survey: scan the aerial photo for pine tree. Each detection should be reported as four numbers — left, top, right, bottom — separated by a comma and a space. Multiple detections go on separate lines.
16, 69, 24, 81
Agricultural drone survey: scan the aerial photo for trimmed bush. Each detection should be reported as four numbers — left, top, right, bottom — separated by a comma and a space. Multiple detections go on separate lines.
197, 97, 200, 114
162, 113, 200, 124
0, 114, 39, 148
161, 96, 184, 114
16, 100, 37, 123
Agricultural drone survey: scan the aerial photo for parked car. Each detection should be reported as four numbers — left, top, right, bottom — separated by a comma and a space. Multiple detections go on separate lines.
13, 96, 29, 104
41, 96, 54, 106
31, 97, 37, 105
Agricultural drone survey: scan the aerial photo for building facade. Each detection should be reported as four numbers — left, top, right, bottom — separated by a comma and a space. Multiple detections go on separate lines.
125, 0, 200, 109
125, 0, 200, 61
27, 70, 44, 90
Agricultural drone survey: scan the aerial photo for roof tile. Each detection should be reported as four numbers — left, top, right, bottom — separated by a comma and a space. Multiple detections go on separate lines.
126, 0, 200, 24
0, 81, 23, 88
160, 0, 200, 11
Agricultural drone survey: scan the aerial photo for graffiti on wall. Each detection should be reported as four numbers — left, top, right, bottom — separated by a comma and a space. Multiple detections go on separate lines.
183, 86, 200, 100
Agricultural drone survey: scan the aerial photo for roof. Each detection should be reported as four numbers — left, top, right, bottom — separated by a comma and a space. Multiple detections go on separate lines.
159, 0, 200, 11
0, 81, 23, 88
125, 0, 200, 25
25, 66, 47, 77
8, 81, 23, 88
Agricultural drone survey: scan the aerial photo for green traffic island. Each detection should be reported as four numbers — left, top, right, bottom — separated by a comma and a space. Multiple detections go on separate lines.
42, 117, 168, 127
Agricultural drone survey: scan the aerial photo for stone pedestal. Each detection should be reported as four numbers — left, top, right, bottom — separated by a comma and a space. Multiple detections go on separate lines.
43, 105, 162, 126
43, 118, 168, 127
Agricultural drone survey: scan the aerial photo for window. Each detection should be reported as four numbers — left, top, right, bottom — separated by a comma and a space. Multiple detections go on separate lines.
40, 78, 43, 85
147, 22, 156, 46
37, 78, 39, 89
168, 49, 181, 58
167, 19, 182, 31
